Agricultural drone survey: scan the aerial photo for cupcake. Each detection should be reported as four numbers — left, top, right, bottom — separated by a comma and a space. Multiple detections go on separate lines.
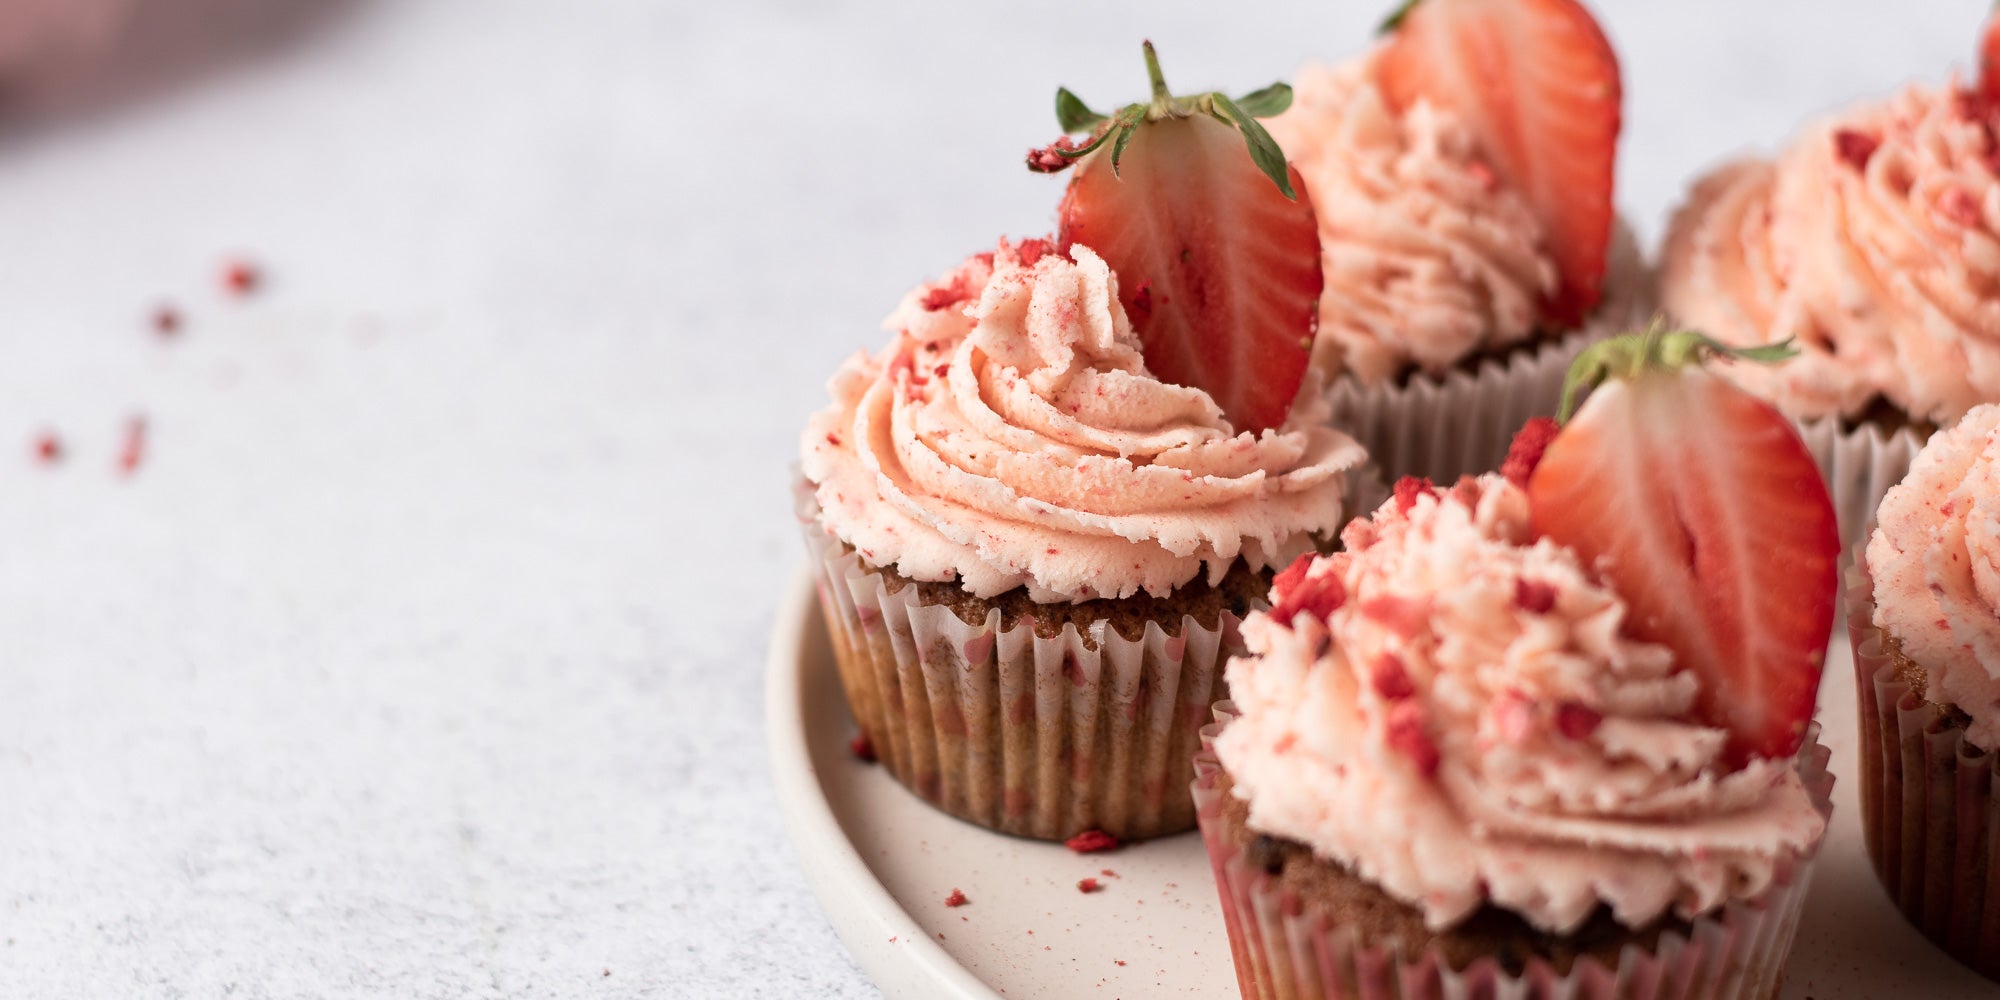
1660, 10, 2000, 543
1847, 402, 2000, 981
1262, 0, 1652, 484
1195, 330, 1840, 998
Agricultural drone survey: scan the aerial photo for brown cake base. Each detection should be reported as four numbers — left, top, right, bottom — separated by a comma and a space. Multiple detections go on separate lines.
805, 524, 1276, 841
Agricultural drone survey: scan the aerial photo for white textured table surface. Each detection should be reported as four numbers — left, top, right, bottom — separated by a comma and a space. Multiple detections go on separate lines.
0, 2, 1980, 998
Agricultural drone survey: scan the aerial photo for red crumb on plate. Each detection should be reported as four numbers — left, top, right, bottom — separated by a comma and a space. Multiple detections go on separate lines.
117, 416, 147, 476
32, 432, 61, 465
221, 259, 261, 296
1064, 829, 1119, 854
1098, 869, 1118, 879
1076, 877, 1103, 894
944, 888, 968, 908
152, 305, 182, 338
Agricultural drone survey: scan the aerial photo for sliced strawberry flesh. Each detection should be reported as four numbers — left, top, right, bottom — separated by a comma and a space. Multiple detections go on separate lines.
1057, 115, 1321, 435
1527, 370, 1838, 766
1377, 0, 1621, 328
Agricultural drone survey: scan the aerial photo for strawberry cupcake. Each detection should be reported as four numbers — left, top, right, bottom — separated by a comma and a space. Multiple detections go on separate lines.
801, 49, 1367, 841
1847, 403, 2000, 981
1195, 331, 1840, 999
1660, 8, 2000, 543
1261, 0, 1652, 484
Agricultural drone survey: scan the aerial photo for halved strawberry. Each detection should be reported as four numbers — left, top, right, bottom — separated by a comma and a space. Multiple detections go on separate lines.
1376, 0, 1621, 328
1028, 43, 1321, 435
1524, 331, 1838, 766
1980, 4, 2000, 106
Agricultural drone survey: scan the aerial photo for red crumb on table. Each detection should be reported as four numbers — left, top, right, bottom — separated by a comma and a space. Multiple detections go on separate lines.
849, 733, 876, 763
944, 888, 969, 908
1501, 417, 1560, 487
1076, 877, 1103, 894
1115, 960, 1127, 967
221, 259, 261, 296
32, 432, 61, 465
1098, 869, 1118, 879
151, 305, 182, 338
117, 416, 148, 476
1064, 829, 1119, 854
601, 970, 610, 978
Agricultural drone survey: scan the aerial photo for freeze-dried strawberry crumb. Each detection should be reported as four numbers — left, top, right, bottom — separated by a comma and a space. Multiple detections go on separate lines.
1026, 137, 1082, 173
1369, 653, 1414, 701
825, 433, 842, 448
1392, 476, 1436, 514
118, 416, 147, 476
1385, 702, 1439, 777
152, 305, 182, 338
944, 888, 969, 908
921, 273, 976, 312
1501, 417, 1560, 487
1076, 877, 1103, 894
1271, 554, 1345, 628
1556, 702, 1603, 740
1514, 578, 1558, 614
849, 733, 877, 762
1359, 594, 1430, 640
1833, 129, 1880, 172
32, 432, 61, 465
221, 259, 260, 296
1099, 868, 1118, 879
1065, 829, 1119, 854
1016, 238, 1051, 267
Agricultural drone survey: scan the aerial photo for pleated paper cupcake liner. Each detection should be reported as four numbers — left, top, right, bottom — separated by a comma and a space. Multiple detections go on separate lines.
1321, 227, 1653, 487
1797, 417, 1927, 550
1193, 703, 1834, 1000
798, 493, 1245, 842
1845, 550, 2000, 982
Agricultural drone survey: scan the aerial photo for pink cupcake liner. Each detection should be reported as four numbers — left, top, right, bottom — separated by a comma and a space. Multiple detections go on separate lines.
1845, 549, 2000, 981
1321, 226, 1652, 486
1193, 703, 1834, 1000
798, 486, 1244, 841
1797, 418, 1927, 550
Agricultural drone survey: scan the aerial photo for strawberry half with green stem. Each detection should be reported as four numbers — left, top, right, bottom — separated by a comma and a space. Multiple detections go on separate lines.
1028, 42, 1321, 436
1517, 329, 1838, 767
1376, 0, 1621, 328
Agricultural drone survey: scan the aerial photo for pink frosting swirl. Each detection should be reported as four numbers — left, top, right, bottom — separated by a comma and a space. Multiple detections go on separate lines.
1263, 55, 1559, 385
800, 241, 1365, 603
1214, 476, 1828, 933
1867, 403, 2000, 746
1662, 81, 2000, 424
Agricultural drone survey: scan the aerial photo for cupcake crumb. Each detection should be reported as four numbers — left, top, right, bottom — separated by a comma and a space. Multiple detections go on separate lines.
943, 888, 968, 908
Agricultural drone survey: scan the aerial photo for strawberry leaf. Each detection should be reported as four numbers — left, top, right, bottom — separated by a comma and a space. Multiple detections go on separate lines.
1056, 88, 1106, 133
1378, 0, 1423, 34
1212, 93, 1297, 200
1232, 82, 1293, 118
1110, 121, 1137, 174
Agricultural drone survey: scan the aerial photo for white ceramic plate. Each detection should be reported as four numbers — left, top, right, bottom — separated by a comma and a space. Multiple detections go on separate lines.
767, 568, 1997, 999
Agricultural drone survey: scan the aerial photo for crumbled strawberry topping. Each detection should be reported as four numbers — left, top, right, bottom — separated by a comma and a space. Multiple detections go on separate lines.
1271, 557, 1347, 629
1501, 417, 1560, 487
944, 888, 969, 908
1026, 136, 1084, 173
1513, 578, 1558, 614
1016, 238, 1052, 267
825, 433, 842, 448
1555, 702, 1603, 740
1833, 128, 1881, 172
1065, 829, 1120, 854
1392, 476, 1437, 514
1369, 652, 1415, 700
921, 272, 977, 312
1076, 877, 1103, 894
1098, 869, 1119, 879
850, 733, 877, 762
1384, 702, 1439, 777
1941, 186, 1983, 227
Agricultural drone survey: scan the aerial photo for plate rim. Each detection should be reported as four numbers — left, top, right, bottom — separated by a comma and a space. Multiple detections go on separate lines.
764, 565, 1001, 1000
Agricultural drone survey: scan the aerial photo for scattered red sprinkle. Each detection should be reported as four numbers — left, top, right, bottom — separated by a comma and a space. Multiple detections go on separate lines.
1076, 877, 1103, 894
1501, 417, 1560, 488
1065, 829, 1120, 854
1115, 960, 1127, 967
1514, 578, 1558, 615
1392, 476, 1437, 514
117, 416, 148, 476
151, 305, 182, 338
1833, 128, 1881, 172
1026, 137, 1083, 173
1556, 702, 1604, 741
825, 433, 843, 448
933, 363, 950, 380
944, 888, 969, 908
849, 733, 877, 763
1369, 652, 1415, 701
31, 432, 61, 465
1099, 868, 1119, 879
1385, 702, 1439, 777
1016, 238, 1052, 267
221, 259, 261, 296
